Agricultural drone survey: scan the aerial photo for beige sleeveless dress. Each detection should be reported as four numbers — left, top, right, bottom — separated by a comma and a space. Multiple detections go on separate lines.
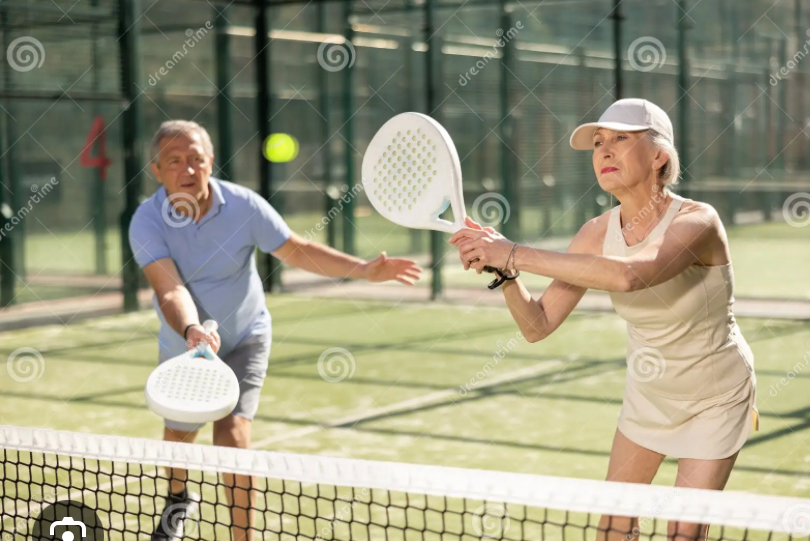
604, 193, 759, 460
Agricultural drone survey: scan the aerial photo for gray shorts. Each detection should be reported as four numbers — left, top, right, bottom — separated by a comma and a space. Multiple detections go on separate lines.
159, 334, 271, 433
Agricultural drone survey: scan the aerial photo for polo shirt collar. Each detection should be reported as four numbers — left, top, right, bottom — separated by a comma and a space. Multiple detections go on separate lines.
198, 177, 226, 226
208, 177, 226, 207
158, 177, 226, 226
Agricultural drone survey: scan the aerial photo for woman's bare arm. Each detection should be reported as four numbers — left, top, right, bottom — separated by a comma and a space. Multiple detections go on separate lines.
512, 203, 722, 292
500, 216, 606, 343
454, 201, 724, 293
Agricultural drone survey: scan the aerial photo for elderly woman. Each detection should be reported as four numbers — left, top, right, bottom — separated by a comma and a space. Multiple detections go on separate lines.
451, 99, 758, 541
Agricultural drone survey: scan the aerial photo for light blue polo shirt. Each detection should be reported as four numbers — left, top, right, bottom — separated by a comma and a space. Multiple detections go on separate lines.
128, 178, 291, 357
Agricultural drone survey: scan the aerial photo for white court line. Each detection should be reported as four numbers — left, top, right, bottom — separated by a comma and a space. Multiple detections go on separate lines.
252, 362, 557, 449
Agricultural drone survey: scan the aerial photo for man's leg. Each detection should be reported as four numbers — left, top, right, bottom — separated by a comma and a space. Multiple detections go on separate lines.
211, 333, 270, 541
214, 415, 256, 541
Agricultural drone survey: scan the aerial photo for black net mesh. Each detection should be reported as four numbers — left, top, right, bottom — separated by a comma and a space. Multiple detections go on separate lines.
2, 427, 810, 541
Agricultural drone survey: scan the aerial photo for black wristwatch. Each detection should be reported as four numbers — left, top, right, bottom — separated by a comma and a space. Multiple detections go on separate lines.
183, 323, 201, 340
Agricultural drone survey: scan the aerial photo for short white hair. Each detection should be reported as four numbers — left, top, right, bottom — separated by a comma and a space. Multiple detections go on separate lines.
150, 120, 214, 165
647, 130, 680, 186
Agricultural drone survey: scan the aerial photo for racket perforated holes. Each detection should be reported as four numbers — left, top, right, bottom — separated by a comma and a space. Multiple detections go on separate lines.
156, 361, 236, 404
373, 127, 435, 214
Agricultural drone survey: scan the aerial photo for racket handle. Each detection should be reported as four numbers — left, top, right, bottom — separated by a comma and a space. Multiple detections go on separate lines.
470, 257, 499, 275
202, 320, 218, 334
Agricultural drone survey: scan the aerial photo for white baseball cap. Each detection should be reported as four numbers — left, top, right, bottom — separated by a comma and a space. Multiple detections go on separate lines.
569, 98, 674, 150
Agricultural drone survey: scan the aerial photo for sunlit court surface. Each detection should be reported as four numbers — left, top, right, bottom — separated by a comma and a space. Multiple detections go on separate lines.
2, 1, 810, 541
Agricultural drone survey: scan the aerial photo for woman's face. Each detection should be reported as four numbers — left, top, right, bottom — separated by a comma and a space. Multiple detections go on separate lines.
591, 128, 664, 194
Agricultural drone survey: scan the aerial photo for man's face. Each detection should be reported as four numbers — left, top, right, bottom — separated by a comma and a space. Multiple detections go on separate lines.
151, 131, 213, 202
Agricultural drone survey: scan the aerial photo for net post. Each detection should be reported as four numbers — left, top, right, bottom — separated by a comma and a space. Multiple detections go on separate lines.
574, 45, 593, 231
341, 0, 356, 257
760, 38, 774, 222
93, 142, 108, 276
215, 3, 234, 183
499, 0, 519, 242
1, 7, 25, 285
774, 35, 788, 219
611, 0, 623, 101
403, 9, 424, 255
119, 0, 144, 313
0, 7, 14, 306
677, 0, 692, 199
91, 0, 107, 276
726, 5, 741, 226
795, 0, 806, 174
255, 0, 283, 292
0, 113, 14, 307
317, 2, 339, 250
424, 0, 445, 300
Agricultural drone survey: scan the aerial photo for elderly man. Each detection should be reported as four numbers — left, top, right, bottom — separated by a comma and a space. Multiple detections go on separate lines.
129, 120, 421, 541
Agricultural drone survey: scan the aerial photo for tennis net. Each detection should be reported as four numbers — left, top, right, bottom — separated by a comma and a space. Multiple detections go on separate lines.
2, 425, 810, 541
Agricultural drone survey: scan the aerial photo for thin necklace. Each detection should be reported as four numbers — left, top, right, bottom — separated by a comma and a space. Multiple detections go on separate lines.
623, 196, 669, 245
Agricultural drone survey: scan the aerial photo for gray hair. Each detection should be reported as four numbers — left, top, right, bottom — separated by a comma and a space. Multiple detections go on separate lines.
150, 120, 214, 165
647, 130, 680, 186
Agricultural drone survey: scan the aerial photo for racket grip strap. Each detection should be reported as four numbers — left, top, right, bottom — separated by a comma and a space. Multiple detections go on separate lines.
487, 268, 520, 290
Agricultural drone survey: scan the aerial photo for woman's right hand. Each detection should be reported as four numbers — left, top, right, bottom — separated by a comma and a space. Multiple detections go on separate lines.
451, 217, 505, 270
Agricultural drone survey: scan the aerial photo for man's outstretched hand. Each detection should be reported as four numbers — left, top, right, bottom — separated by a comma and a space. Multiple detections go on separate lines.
365, 252, 422, 285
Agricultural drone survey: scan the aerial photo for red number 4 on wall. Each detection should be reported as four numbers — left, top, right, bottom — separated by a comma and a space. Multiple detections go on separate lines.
80, 116, 112, 181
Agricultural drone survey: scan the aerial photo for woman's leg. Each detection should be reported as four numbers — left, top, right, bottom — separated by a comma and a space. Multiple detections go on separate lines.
668, 452, 739, 541
598, 429, 666, 541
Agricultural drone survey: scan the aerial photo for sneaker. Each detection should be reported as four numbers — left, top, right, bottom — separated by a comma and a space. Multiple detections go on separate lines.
152, 490, 201, 541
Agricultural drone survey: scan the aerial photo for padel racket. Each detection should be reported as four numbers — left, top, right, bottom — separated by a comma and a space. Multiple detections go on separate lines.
361, 112, 515, 288
145, 320, 240, 424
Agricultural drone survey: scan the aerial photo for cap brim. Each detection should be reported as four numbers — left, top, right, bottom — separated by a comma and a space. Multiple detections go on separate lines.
569, 122, 650, 150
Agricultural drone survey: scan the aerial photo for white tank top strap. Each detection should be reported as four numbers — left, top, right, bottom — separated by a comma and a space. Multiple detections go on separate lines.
602, 205, 624, 256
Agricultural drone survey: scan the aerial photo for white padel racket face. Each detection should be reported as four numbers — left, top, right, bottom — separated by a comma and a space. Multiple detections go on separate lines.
145, 321, 240, 424
362, 112, 467, 233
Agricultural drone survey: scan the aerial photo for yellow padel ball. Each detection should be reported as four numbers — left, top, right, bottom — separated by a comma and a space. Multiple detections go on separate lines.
263, 133, 299, 163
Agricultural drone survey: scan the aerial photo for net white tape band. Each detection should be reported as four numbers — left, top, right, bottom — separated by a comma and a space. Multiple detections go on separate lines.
2, 425, 808, 534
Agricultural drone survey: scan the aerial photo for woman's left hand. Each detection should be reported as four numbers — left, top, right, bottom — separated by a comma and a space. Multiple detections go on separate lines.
449, 217, 513, 273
